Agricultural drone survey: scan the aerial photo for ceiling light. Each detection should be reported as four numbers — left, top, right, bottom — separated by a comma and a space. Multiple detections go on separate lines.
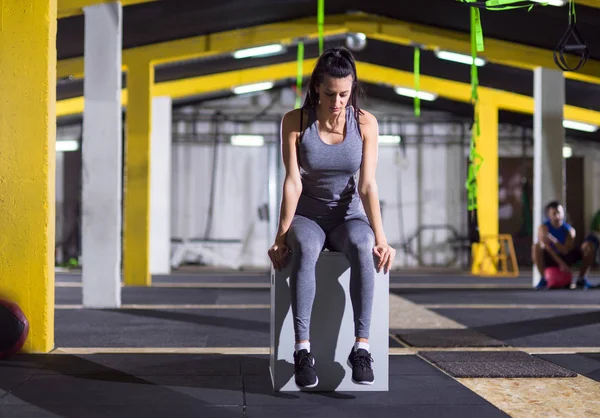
233, 44, 284, 59
562, 145, 572, 158
394, 86, 438, 101
563, 120, 599, 133
531, 0, 566, 6
56, 140, 79, 152
345, 33, 367, 51
435, 50, 486, 67
232, 81, 274, 95
231, 135, 264, 147
378, 135, 401, 145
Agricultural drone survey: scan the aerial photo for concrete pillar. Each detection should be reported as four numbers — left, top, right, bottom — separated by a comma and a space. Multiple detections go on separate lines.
533, 67, 565, 287
81, 2, 123, 307
150, 97, 172, 274
0, 0, 57, 353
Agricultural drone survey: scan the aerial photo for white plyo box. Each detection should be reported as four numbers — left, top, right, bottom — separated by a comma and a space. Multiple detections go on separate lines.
270, 251, 389, 391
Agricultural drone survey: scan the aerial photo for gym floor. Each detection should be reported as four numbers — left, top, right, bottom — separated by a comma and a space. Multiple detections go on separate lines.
1, 270, 599, 417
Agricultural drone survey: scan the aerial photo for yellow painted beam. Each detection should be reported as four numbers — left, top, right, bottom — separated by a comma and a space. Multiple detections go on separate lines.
471, 96, 500, 275
57, 18, 346, 79
57, 13, 600, 86
577, 0, 600, 9
58, 0, 155, 18
57, 60, 600, 129
156, 60, 318, 99
0, 0, 56, 353
123, 60, 153, 287
354, 15, 600, 85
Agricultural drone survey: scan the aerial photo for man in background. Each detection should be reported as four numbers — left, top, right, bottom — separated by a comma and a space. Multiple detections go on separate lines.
532, 201, 597, 289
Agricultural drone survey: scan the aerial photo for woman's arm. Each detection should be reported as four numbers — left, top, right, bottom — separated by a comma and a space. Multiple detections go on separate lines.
274, 110, 303, 242
268, 110, 303, 270
358, 110, 395, 272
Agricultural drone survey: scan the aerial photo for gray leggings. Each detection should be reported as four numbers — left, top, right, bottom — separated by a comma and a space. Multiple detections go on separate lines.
286, 214, 376, 342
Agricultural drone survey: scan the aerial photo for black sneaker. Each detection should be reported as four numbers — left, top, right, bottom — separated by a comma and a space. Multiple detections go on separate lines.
293, 349, 318, 388
575, 277, 597, 290
347, 348, 375, 385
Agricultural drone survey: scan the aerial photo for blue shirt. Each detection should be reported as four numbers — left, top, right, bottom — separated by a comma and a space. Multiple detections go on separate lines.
543, 220, 572, 248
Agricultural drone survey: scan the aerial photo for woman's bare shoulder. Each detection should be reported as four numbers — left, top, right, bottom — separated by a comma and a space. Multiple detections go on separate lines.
282, 108, 309, 133
358, 109, 378, 126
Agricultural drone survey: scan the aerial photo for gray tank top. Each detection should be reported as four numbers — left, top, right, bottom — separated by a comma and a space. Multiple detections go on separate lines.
295, 106, 365, 221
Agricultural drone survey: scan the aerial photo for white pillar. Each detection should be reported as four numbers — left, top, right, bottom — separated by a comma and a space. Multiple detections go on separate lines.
533, 67, 565, 287
150, 97, 172, 274
81, 2, 123, 308
584, 154, 600, 224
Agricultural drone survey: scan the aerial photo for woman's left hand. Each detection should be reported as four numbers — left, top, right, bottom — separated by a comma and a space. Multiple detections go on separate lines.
373, 242, 396, 274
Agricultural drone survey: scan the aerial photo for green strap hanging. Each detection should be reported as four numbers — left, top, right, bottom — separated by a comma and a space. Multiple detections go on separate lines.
457, 0, 542, 11
414, 47, 421, 117
465, 0, 485, 53
295, 42, 304, 109
569, 0, 576, 24
318, 0, 324, 55
466, 5, 484, 213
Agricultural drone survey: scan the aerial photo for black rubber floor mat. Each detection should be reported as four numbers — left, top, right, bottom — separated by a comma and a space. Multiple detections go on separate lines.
395, 329, 507, 347
418, 351, 577, 378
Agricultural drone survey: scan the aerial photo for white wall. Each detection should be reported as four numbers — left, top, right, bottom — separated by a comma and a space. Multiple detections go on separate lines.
169, 93, 469, 269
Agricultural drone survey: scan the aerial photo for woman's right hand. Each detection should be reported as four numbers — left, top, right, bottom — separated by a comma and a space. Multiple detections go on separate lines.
268, 239, 290, 271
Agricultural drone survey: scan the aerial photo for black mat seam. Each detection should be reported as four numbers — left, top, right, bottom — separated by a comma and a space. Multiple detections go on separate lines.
241, 362, 248, 417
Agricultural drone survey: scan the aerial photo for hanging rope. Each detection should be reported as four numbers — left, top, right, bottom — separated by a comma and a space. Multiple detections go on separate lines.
554, 0, 589, 71
295, 42, 304, 109
318, 0, 324, 55
414, 47, 421, 117
465, 4, 485, 243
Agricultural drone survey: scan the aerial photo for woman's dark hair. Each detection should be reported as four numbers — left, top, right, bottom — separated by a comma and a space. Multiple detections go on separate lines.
302, 46, 364, 123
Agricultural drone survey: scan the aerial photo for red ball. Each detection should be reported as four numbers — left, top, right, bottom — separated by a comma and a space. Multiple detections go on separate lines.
544, 267, 573, 289
0, 299, 29, 360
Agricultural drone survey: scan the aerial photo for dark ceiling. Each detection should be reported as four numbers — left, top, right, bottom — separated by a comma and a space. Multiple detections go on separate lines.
56, 0, 600, 141
57, 0, 600, 60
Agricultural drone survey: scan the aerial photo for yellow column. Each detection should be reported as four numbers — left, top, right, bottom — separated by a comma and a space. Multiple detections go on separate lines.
0, 0, 57, 352
123, 59, 153, 286
471, 96, 499, 275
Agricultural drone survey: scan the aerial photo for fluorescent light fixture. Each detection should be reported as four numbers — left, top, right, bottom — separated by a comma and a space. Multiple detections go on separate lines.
231, 135, 264, 147
378, 135, 401, 145
232, 81, 274, 95
563, 119, 599, 133
531, 0, 566, 6
394, 86, 438, 101
233, 44, 284, 59
56, 140, 79, 152
562, 145, 572, 158
435, 50, 486, 67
